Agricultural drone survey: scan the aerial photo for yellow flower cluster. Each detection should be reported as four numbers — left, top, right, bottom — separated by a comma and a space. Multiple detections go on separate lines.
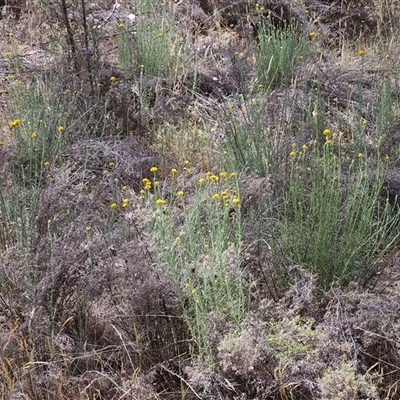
9, 119, 21, 128
322, 128, 343, 146
204, 171, 236, 182
142, 178, 151, 190
212, 189, 240, 206
185, 283, 200, 303
255, 3, 264, 11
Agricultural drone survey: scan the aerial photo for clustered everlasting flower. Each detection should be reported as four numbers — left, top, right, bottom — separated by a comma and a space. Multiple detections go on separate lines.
9, 119, 21, 128
142, 178, 151, 190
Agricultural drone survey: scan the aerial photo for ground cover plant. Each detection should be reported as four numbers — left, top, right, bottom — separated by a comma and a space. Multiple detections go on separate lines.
1, 0, 400, 398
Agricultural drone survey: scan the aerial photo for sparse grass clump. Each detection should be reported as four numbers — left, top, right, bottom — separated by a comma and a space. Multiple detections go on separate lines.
255, 20, 309, 91
275, 138, 400, 288
141, 166, 246, 364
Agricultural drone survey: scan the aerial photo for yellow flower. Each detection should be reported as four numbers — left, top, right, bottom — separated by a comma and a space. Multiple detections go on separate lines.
139, 64, 144, 69
357, 49, 365, 56
184, 168, 191, 174
108, 161, 115, 167
0, 141, 4, 146
230, 172, 237, 177
110, 202, 117, 208
150, 166, 158, 173
171, 168, 178, 174
121, 185, 127, 190
122, 198, 129, 207
184, 160, 189, 165
86, 226, 92, 232
289, 151, 296, 157
5, 52, 10, 57
212, 193, 219, 200
302, 144, 307, 150
58, 125, 64, 132
31, 132, 37, 139
232, 197, 240, 204
221, 191, 228, 199
323, 128, 330, 136
155, 198, 166, 205
175, 236, 181, 242
220, 171, 228, 178
177, 190, 184, 197
358, 152, 363, 158
185, 282, 190, 288
9, 119, 21, 128
209, 174, 219, 182
118, 23, 125, 28
191, 288, 196, 295
198, 177, 205, 184
110, 76, 117, 82
327, 139, 334, 145
308, 31, 316, 38
43, 161, 50, 167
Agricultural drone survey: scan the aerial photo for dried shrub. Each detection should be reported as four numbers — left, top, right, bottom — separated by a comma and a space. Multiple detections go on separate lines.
0, 138, 190, 398
318, 362, 378, 400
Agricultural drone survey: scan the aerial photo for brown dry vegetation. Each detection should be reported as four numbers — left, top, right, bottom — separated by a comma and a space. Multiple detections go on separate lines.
1, 0, 400, 399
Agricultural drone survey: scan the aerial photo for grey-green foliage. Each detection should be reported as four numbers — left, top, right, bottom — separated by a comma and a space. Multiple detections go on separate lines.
277, 142, 400, 288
